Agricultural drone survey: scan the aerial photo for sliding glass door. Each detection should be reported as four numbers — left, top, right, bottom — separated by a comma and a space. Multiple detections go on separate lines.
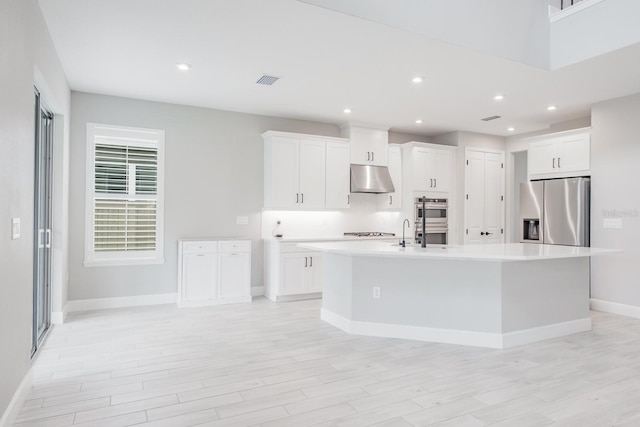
33, 88, 53, 355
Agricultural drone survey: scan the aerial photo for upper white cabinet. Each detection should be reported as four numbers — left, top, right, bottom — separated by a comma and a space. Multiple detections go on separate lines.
527, 129, 590, 179
343, 125, 388, 166
263, 131, 350, 210
177, 239, 251, 307
378, 144, 402, 209
406, 145, 454, 193
325, 141, 351, 209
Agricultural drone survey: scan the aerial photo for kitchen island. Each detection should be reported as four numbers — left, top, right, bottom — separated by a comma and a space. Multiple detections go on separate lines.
298, 241, 617, 349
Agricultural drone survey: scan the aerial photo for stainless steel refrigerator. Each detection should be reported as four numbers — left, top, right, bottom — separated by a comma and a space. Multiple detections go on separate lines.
519, 177, 590, 247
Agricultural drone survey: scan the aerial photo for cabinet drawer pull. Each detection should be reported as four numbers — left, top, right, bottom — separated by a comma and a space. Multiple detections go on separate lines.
371, 152, 374, 162
552, 158, 556, 169
296, 193, 299, 203
389, 195, 392, 205
558, 157, 561, 168
347, 195, 350, 205
305, 256, 308, 267
301, 193, 304, 203
310, 256, 313, 267
434, 178, 437, 188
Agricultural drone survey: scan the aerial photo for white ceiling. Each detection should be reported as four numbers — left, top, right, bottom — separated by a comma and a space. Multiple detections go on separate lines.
38, 0, 640, 137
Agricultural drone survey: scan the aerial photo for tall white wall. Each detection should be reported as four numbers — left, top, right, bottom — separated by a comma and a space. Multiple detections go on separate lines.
551, 0, 640, 69
0, 0, 70, 420
590, 93, 640, 309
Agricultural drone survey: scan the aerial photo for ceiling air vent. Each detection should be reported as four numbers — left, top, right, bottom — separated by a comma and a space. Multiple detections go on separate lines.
481, 115, 502, 122
256, 74, 281, 86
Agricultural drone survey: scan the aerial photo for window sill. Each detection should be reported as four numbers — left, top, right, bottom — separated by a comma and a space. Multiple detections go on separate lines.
84, 257, 165, 267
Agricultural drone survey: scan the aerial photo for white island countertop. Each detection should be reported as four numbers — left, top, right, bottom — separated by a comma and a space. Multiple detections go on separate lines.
298, 241, 618, 261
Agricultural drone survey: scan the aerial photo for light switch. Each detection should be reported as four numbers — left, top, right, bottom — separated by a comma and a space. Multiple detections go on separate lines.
603, 218, 623, 229
12, 218, 20, 239
236, 216, 249, 225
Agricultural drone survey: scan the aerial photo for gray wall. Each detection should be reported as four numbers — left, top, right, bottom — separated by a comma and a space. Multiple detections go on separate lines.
0, 0, 70, 419
591, 93, 640, 308
68, 92, 344, 300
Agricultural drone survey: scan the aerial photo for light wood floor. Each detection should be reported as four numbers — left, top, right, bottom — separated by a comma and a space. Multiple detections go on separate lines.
14, 297, 640, 426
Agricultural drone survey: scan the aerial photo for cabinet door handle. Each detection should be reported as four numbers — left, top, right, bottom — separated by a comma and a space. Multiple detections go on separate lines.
296, 193, 299, 203
305, 256, 308, 267
552, 158, 556, 169
429, 178, 433, 188
301, 193, 304, 203
367, 151, 370, 161
434, 179, 437, 188
558, 157, 561, 168
347, 195, 350, 205
310, 256, 313, 267
45, 229, 51, 249
371, 152, 374, 162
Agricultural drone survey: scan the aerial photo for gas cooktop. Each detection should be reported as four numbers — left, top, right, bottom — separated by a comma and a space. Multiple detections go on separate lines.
343, 232, 396, 237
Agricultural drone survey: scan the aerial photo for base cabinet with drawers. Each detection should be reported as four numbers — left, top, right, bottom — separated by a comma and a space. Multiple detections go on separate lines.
264, 240, 323, 301
178, 239, 251, 307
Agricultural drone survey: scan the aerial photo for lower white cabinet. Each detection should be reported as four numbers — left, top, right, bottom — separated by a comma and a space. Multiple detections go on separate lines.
178, 239, 251, 307
265, 241, 323, 301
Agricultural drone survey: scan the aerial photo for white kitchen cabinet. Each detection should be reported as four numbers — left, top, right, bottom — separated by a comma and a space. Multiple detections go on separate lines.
377, 144, 402, 209
325, 141, 351, 209
264, 241, 323, 301
263, 131, 349, 210
528, 130, 590, 179
464, 149, 504, 245
412, 147, 452, 193
344, 126, 388, 166
264, 135, 325, 209
178, 239, 251, 307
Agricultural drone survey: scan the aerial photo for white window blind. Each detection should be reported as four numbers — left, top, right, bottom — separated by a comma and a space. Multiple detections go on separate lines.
85, 124, 165, 266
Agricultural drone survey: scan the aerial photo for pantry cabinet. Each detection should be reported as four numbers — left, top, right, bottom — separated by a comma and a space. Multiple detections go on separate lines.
177, 239, 251, 307
264, 241, 323, 301
528, 130, 590, 179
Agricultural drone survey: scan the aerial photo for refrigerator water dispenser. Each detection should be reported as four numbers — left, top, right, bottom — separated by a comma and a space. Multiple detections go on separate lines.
523, 218, 540, 241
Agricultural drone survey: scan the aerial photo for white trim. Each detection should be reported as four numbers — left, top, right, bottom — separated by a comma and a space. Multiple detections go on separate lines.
51, 307, 68, 325
321, 308, 592, 349
65, 293, 177, 313
550, 0, 604, 22
501, 318, 592, 348
321, 308, 503, 349
177, 296, 252, 308
590, 298, 640, 319
251, 286, 264, 297
0, 369, 32, 427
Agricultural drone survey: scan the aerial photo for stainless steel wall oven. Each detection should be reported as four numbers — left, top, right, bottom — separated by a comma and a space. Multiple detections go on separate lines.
414, 197, 448, 245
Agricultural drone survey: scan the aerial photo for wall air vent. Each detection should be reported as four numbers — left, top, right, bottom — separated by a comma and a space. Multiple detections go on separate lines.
481, 115, 502, 122
256, 74, 281, 86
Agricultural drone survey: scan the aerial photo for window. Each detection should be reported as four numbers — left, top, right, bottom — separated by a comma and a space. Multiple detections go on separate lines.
85, 123, 165, 266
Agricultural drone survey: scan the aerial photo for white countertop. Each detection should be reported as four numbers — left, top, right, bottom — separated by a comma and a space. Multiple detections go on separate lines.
264, 236, 398, 243
297, 241, 619, 261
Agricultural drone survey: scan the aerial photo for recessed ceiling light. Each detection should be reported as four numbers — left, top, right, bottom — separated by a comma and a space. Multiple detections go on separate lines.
343, 108, 352, 114
508, 127, 515, 132
176, 63, 192, 71
494, 94, 505, 101
547, 105, 557, 111
415, 119, 423, 124
412, 76, 423, 83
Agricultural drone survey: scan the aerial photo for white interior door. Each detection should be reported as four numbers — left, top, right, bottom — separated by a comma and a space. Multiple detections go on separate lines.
483, 152, 504, 244
465, 150, 486, 244
465, 149, 505, 244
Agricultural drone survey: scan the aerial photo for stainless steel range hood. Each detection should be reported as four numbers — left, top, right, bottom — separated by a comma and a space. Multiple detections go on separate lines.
350, 164, 395, 194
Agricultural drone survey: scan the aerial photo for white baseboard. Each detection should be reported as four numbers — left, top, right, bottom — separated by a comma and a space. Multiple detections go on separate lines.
251, 286, 264, 297
321, 308, 503, 349
0, 369, 32, 427
321, 309, 592, 349
51, 306, 68, 325
502, 318, 592, 348
65, 293, 177, 313
590, 298, 640, 319
177, 296, 251, 308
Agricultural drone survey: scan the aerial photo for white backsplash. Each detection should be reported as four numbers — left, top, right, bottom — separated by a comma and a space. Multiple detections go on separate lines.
261, 193, 404, 239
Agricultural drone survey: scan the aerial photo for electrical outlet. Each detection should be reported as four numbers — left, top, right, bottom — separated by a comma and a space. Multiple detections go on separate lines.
372, 287, 381, 299
11, 218, 20, 240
